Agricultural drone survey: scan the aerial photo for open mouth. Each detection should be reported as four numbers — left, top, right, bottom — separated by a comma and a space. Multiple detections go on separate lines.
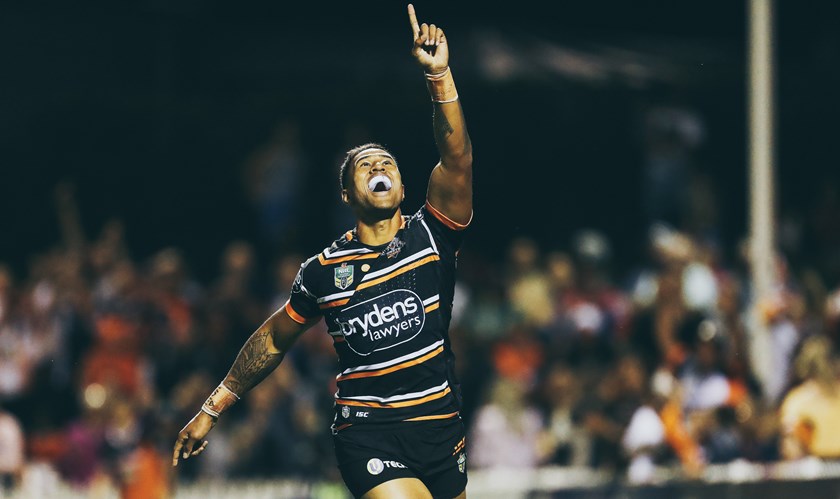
368, 175, 392, 193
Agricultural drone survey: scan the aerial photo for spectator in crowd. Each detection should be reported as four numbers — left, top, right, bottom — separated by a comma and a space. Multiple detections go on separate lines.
268, 253, 305, 313
639, 98, 705, 230
546, 230, 631, 369
0, 407, 24, 491
505, 237, 554, 329
492, 323, 545, 387
575, 353, 649, 470
242, 119, 308, 249
621, 397, 666, 483
468, 376, 549, 470
672, 316, 754, 464
779, 335, 840, 460
538, 363, 590, 467
208, 240, 264, 333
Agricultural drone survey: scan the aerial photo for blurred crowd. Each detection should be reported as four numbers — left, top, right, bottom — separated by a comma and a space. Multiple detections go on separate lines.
3, 111, 840, 498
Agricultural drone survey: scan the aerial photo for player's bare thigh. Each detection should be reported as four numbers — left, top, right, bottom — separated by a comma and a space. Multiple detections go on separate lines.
361, 477, 466, 499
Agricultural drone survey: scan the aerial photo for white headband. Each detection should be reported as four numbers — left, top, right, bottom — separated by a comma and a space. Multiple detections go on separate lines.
354, 149, 395, 164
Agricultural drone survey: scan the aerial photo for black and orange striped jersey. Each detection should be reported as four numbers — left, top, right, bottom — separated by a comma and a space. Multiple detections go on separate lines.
284, 201, 469, 428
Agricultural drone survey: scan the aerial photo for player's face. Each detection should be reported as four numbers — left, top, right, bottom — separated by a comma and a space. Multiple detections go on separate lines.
343, 150, 405, 216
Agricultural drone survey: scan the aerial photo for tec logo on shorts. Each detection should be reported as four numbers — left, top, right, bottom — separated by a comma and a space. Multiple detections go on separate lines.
366, 458, 407, 475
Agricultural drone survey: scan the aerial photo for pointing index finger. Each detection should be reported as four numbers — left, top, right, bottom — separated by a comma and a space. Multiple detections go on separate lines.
172, 437, 184, 466
407, 4, 420, 38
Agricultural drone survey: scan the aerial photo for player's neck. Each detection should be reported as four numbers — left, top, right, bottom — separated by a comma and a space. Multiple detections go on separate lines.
355, 209, 403, 246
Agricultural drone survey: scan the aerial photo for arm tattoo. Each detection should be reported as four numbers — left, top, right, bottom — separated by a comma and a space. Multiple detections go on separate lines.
433, 108, 455, 142
224, 329, 283, 395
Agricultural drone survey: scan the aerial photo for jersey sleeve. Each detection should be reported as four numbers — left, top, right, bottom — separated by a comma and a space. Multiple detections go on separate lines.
420, 200, 471, 255
285, 260, 322, 324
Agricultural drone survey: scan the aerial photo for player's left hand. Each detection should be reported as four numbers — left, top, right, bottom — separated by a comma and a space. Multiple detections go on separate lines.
172, 411, 215, 467
408, 4, 449, 74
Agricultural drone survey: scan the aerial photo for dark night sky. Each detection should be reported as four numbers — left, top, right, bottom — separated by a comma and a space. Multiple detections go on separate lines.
2, 1, 838, 281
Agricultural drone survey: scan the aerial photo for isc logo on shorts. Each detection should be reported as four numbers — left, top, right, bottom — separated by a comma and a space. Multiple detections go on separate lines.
366, 458, 406, 475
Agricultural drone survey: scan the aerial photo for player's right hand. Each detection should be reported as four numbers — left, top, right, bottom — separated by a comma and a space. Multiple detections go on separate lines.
172, 411, 216, 466
407, 4, 449, 74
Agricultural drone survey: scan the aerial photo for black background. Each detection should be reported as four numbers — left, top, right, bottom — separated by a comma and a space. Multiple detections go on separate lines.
2, 1, 838, 282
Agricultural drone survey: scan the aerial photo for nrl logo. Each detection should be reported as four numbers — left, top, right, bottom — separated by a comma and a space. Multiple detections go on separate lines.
334, 263, 354, 290
383, 237, 405, 259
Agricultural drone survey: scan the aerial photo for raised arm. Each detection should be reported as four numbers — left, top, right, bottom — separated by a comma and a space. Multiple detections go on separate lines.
172, 306, 313, 466
408, 4, 473, 227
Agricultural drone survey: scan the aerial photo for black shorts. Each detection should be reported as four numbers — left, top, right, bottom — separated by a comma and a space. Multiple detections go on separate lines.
333, 416, 468, 499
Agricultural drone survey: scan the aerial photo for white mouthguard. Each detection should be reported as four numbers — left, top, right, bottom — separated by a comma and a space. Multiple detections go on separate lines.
368, 175, 392, 192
